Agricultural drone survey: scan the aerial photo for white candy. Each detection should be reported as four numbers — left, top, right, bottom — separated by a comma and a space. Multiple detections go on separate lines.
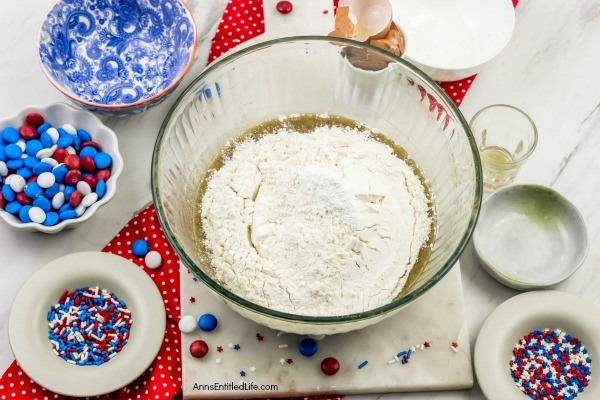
52, 192, 65, 209
16, 139, 26, 152
9, 175, 26, 193
81, 192, 97, 207
37, 172, 56, 189
66, 146, 76, 155
37, 145, 56, 160
28, 207, 46, 224
21, 153, 28, 159
75, 204, 86, 217
58, 184, 65, 192
178, 315, 197, 333
41, 158, 59, 168
62, 124, 77, 135
4, 175, 13, 185
46, 128, 59, 144
52, 163, 65, 171
77, 181, 92, 196
0, 161, 7, 177
144, 251, 162, 270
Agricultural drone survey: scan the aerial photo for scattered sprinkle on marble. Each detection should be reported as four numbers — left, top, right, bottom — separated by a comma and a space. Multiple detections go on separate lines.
387, 359, 396, 364
250, 366, 256, 372
215, 358, 221, 365
192, 277, 197, 282
256, 333, 264, 341
286, 358, 294, 364
240, 370, 246, 377
358, 360, 368, 369
228, 342, 234, 349
323, 9, 328, 14
452, 342, 458, 348
279, 358, 286, 365
424, 341, 431, 348
278, 344, 289, 349
451, 342, 459, 353
217, 346, 223, 353
189, 297, 196, 303
234, 344, 241, 350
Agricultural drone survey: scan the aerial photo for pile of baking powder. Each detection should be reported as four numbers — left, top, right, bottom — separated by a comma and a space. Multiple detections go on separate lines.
200, 124, 432, 316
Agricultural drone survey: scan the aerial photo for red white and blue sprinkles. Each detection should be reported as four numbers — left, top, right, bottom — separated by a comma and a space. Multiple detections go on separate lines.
510, 328, 591, 399
47, 286, 132, 366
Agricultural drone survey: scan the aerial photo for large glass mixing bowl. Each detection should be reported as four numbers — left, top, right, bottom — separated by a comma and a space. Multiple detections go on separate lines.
152, 37, 482, 335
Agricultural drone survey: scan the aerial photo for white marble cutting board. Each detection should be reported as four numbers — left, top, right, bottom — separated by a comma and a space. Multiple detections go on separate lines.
180, 264, 473, 398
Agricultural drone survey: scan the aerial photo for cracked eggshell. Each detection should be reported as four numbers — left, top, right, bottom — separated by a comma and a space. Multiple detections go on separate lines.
340, 0, 393, 42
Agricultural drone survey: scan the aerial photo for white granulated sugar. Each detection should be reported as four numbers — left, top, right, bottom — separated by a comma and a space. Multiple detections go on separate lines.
200, 124, 432, 316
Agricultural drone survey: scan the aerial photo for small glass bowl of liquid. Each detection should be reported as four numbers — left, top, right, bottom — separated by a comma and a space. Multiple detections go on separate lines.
470, 104, 538, 190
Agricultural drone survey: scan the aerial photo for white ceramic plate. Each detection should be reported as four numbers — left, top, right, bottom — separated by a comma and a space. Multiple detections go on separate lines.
9, 252, 166, 397
392, 0, 515, 81
475, 291, 600, 400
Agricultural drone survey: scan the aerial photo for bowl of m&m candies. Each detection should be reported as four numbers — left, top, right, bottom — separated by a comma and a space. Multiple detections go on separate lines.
0, 103, 122, 233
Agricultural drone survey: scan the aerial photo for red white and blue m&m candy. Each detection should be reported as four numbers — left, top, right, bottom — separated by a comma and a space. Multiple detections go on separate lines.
0, 113, 112, 226
131, 239, 150, 257
198, 313, 218, 332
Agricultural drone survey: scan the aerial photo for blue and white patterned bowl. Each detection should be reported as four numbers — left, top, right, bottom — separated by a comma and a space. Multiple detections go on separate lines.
38, 0, 197, 115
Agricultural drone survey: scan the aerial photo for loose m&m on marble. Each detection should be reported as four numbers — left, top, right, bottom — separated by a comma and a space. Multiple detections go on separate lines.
0, 113, 112, 226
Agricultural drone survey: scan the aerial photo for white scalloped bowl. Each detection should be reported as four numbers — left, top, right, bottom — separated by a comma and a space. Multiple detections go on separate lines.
0, 103, 123, 233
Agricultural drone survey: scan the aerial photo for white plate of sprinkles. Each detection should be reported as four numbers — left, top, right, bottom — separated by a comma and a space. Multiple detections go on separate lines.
475, 291, 600, 400
8, 252, 165, 397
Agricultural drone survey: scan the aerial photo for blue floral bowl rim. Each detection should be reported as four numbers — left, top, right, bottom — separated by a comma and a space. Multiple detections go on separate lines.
36, 0, 198, 110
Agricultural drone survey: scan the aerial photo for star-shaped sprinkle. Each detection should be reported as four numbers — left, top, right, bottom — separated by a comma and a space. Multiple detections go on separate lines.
240, 370, 246, 377
424, 341, 430, 348
279, 358, 286, 365
451, 342, 458, 348
411, 346, 416, 352
250, 366, 256, 372
217, 346, 223, 353
192, 277, 198, 282
256, 333, 264, 341
228, 342, 234, 349
323, 9, 329, 14
286, 358, 293, 364
216, 358, 222, 365
189, 297, 196, 303
234, 344, 241, 350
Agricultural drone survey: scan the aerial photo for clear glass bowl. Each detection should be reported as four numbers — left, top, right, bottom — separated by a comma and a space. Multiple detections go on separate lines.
152, 37, 482, 335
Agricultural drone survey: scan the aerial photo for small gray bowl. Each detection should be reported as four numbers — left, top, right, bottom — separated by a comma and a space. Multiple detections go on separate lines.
473, 184, 588, 290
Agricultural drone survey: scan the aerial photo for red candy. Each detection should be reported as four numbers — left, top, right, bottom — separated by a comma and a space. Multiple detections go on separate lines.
94, 168, 111, 182
189, 340, 209, 358
28, 176, 37, 183
16, 193, 32, 205
276, 0, 293, 14
81, 141, 100, 150
64, 154, 81, 170
81, 156, 95, 172
65, 170, 81, 185
0, 192, 5, 210
320, 357, 340, 376
70, 190, 82, 207
19, 125, 37, 140
25, 113, 44, 128
53, 148, 68, 163
83, 175, 97, 190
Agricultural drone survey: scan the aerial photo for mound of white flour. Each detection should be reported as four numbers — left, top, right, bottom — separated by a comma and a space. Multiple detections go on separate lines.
200, 124, 432, 316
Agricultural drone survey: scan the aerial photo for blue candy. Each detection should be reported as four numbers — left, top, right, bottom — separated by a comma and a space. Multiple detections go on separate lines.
56, 135, 73, 148
24, 156, 39, 170
44, 183, 60, 199
24, 182, 43, 198
6, 159, 24, 170
19, 205, 33, 222
57, 128, 68, 137
37, 123, 52, 134
40, 132, 53, 148
2, 185, 15, 202
25, 140, 43, 156
131, 239, 149, 257
5, 201, 22, 214
77, 129, 91, 142
59, 203, 73, 214
43, 212, 59, 226
198, 313, 218, 332
33, 161, 52, 175
79, 146, 98, 159
94, 152, 112, 169
1, 127, 19, 143
59, 210, 77, 220
72, 135, 81, 150
33, 197, 51, 212
96, 180, 106, 198
0, 146, 6, 162
298, 338, 318, 357
53, 165, 69, 184
64, 185, 75, 201
5, 143, 23, 159
16, 167, 33, 179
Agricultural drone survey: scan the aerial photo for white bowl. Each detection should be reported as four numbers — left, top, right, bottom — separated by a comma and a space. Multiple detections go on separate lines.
9, 252, 166, 397
0, 103, 123, 233
393, 0, 515, 81
475, 291, 600, 400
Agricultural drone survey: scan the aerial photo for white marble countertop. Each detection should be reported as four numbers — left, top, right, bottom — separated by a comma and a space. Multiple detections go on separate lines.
1, 0, 599, 399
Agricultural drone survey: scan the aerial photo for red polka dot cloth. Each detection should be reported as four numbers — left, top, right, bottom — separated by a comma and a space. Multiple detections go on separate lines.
1, 0, 518, 398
